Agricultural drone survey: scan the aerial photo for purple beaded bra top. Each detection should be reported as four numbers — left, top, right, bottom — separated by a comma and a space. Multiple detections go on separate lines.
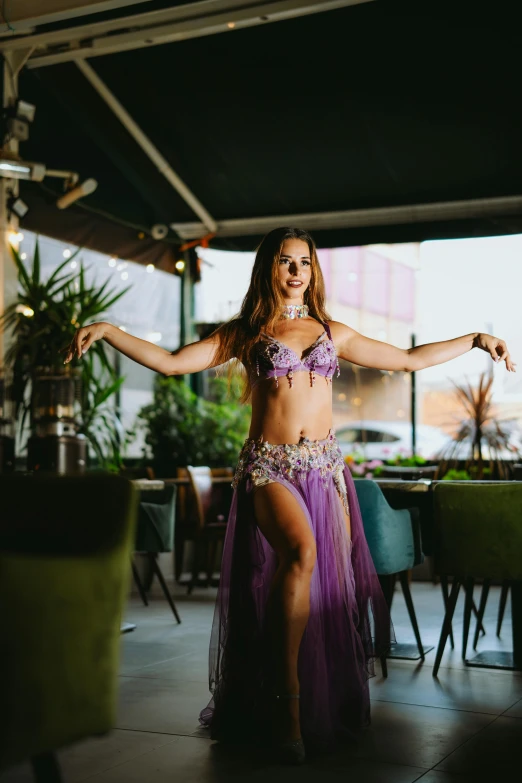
251, 320, 340, 389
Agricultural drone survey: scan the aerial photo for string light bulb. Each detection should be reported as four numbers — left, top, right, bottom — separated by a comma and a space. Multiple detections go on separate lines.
63, 249, 71, 259
16, 304, 34, 317
227, 21, 236, 29
108, 258, 117, 267
146, 264, 155, 273
175, 259, 185, 272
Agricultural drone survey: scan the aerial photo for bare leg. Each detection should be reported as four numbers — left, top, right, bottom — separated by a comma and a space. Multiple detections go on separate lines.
253, 483, 317, 742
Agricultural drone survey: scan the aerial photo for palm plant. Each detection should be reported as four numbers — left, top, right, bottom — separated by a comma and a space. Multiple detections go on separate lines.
437, 371, 518, 479
0, 241, 129, 469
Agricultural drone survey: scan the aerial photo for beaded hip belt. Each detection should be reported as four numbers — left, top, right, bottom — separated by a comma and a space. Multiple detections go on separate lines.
232, 432, 349, 514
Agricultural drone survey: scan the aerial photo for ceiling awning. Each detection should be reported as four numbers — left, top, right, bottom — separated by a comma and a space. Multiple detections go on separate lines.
2, 1, 522, 261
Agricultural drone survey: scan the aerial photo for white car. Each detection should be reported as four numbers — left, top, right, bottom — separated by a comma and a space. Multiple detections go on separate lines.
335, 420, 449, 461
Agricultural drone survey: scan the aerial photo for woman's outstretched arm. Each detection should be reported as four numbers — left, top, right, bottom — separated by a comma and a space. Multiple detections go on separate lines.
329, 321, 516, 373
64, 321, 222, 375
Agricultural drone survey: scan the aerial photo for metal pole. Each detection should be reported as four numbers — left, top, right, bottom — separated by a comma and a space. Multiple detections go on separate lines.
75, 59, 217, 233
411, 333, 416, 457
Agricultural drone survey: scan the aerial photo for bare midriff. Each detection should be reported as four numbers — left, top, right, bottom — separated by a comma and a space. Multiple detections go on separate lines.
249, 371, 333, 445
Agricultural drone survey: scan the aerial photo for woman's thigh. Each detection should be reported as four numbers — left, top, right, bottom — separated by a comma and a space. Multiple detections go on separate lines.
252, 482, 316, 564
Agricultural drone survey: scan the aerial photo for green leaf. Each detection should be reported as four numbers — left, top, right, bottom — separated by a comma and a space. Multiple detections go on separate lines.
10, 244, 32, 294
32, 239, 41, 286
46, 257, 76, 291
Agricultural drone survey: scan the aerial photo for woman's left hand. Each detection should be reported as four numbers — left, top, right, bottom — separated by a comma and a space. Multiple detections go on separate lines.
475, 333, 517, 371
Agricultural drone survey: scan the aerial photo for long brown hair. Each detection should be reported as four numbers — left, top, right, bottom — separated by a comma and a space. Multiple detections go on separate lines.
212, 227, 331, 402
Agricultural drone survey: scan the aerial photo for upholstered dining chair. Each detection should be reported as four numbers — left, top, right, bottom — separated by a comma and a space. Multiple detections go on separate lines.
186, 465, 228, 594
133, 483, 181, 624
0, 473, 137, 782
432, 482, 522, 676
354, 479, 429, 677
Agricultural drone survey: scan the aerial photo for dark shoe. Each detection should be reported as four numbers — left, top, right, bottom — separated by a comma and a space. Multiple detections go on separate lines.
276, 737, 306, 765
273, 693, 306, 766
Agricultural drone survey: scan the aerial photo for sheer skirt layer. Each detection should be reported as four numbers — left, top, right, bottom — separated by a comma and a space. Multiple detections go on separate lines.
199, 435, 393, 751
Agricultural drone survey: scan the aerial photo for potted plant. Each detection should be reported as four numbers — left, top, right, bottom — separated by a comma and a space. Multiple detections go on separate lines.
133, 374, 251, 476
0, 241, 129, 470
344, 453, 383, 479
436, 371, 519, 480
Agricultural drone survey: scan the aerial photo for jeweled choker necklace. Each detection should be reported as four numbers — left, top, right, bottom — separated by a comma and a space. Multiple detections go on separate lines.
281, 304, 309, 320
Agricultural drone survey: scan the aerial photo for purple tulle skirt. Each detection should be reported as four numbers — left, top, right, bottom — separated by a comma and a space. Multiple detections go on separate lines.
199, 432, 392, 751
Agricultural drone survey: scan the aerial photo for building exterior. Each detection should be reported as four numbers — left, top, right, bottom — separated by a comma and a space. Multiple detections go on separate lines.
320, 243, 420, 432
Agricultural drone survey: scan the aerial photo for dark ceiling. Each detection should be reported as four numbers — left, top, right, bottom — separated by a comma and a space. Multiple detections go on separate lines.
10, 1, 522, 262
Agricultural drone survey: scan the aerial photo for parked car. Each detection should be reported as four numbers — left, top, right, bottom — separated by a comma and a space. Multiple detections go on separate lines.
335, 420, 449, 461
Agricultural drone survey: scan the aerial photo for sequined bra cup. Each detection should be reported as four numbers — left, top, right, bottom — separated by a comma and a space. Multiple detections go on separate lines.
251, 321, 340, 389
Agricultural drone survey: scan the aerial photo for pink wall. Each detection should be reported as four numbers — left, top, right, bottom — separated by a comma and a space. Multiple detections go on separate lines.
321, 246, 415, 324
391, 263, 415, 321
363, 250, 390, 316
316, 248, 332, 297
337, 247, 362, 308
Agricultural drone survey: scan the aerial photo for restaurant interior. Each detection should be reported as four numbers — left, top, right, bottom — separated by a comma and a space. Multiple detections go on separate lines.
1, 2, 522, 782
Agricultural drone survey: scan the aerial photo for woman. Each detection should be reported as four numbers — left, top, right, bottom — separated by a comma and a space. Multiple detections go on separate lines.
65, 227, 515, 764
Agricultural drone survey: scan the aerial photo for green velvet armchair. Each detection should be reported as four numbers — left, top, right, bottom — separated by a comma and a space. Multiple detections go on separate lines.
0, 473, 137, 781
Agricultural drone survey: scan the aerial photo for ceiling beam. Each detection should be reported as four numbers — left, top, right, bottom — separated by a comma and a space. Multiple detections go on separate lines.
76, 59, 217, 232
169, 195, 522, 240
0, 0, 151, 36
0, 0, 375, 66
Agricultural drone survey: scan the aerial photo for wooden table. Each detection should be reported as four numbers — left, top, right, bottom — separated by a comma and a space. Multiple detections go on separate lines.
163, 476, 233, 485
132, 477, 232, 491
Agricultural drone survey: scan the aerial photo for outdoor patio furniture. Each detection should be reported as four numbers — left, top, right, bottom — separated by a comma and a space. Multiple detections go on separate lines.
432, 482, 522, 675
186, 465, 228, 594
172, 469, 232, 584
0, 473, 137, 782
133, 483, 181, 624
355, 479, 431, 676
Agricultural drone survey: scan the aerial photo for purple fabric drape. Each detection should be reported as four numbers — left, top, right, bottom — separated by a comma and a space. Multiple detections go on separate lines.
199, 460, 392, 751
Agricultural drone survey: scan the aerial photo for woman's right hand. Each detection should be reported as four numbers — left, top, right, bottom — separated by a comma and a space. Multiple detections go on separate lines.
63, 321, 108, 364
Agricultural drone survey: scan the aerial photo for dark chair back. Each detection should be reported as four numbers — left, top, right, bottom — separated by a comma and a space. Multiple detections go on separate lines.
0, 473, 137, 773
433, 483, 522, 580
135, 484, 177, 553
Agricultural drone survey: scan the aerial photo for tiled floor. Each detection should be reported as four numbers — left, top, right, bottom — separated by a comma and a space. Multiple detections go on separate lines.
2, 582, 522, 782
